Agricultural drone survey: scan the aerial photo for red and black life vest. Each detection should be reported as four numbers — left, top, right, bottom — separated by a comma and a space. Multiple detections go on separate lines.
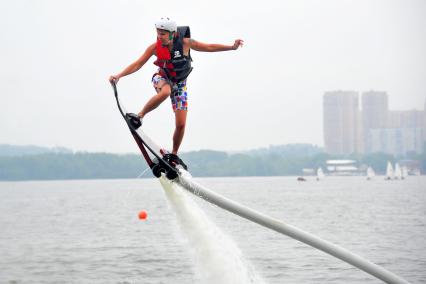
153, 26, 193, 83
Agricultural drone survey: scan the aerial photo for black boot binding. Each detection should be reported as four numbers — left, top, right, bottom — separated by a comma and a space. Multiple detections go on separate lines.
163, 153, 188, 170
125, 113, 142, 130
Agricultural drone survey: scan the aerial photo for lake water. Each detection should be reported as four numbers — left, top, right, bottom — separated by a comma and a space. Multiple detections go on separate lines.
0, 176, 425, 284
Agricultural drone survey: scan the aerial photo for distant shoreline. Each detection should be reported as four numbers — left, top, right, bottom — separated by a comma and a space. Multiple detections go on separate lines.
1, 144, 424, 181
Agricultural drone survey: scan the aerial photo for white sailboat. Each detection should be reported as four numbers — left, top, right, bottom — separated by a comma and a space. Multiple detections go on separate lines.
394, 163, 402, 180
385, 161, 394, 180
316, 167, 325, 181
366, 167, 375, 180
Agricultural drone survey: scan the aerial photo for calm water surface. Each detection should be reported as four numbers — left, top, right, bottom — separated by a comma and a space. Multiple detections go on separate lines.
0, 176, 425, 283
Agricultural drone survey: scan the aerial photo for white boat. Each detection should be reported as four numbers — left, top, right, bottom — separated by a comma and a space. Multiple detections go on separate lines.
394, 163, 402, 180
366, 167, 375, 180
385, 161, 394, 180
316, 167, 325, 181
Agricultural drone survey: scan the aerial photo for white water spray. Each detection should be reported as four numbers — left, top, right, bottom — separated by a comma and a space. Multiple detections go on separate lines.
159, 177, 265, 284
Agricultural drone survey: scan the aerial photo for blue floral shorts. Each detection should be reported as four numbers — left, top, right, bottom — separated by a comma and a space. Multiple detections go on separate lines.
152, 74, 188, 111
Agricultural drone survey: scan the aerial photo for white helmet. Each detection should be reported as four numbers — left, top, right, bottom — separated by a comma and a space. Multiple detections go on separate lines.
155, 17, 177, 32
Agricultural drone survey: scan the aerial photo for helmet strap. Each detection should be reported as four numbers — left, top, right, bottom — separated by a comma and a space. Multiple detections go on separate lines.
169, 32, 174, 40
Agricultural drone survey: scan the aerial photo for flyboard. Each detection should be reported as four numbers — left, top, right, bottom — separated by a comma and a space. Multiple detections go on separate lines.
111, 80, 186, 180
111, 82, 410, 284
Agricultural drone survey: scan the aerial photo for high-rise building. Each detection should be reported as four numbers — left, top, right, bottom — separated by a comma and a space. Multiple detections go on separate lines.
389, 110, 424, 129
361, 91, 388, 154
323, 90, 425, 156
384, 110, 424, 155
323, 91, 360, 155
423, 100, 426, 149
369, 128, 423, 156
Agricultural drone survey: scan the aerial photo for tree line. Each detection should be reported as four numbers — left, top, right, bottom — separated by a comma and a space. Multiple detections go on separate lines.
0, 146, 424, 180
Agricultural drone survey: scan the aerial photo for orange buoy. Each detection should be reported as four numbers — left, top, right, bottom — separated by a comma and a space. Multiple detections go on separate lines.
138, 210, 148, 220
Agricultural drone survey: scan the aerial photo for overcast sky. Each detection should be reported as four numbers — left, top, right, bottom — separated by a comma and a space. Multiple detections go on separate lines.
1, 0, 425, 153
